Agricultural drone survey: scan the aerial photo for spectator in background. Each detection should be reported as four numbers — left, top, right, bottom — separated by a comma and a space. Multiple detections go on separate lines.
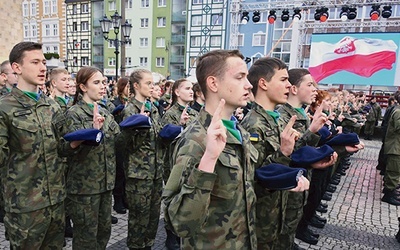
364, 96, 381, 140
191, 82, 205, 112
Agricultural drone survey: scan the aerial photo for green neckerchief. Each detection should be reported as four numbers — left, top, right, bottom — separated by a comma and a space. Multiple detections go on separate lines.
23, 91, 39, 101
87, 103, 94, 110
6, 87, 11, 93
222, 118, 242, 143
266, 110, 280, 124
153, 101, 159, 107
144, 100, 152, 111
294, 107, 307, 119
56, 96, 68, 105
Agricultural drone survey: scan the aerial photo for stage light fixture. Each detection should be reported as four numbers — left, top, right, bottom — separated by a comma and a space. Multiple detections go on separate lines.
382, 6, 392, 18
314, 8, 321, 21
252, 11, 261, 23
320, 7, 329, 22
348, 7, 357, 20
268, 10, 277, 24
370, 4, 380, 21
241, 11, 249, 24
339, 6, 349, 21
281, 9, 290, 22
292, 8, 302, 20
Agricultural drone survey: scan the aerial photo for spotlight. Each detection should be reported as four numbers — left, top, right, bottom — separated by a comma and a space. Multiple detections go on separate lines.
348, 7, 357, 20
320, 7, 329, 22
314, 8, 321, 21
241, 11, 249, 24
268, 10, 277, 24
252, 11, 261, 23
370, 4, 380, 21
281, 9, 290, 22
339, 6, 349, 21
382, 6, 392, 18
292, 8, 301, 20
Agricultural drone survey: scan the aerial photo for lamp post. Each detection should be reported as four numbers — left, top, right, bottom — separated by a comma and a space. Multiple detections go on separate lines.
99, 11, 132, 81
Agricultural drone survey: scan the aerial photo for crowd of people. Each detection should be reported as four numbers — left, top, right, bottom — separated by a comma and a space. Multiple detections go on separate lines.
2, 41, 399, 250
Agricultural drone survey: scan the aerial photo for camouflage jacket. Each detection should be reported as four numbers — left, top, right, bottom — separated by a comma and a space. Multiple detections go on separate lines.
63, 100, 119, 194
121, 98, 163, 180
0, 86, 10, 97
161, 102, 198, 128
240, 102, 291, 243
54, 95, 71, 113
384, 106, 400, 155
0, 87, 66, 213
163, 109, 258, 250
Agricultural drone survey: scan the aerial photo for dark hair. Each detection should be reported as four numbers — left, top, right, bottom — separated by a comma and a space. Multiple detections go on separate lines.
9, 42, 43, 65
73, 66, 102, 105
288, 68, 311, 87
129, 68, 152, 95
171, 78, 190, 105
192, 83, 203, 100
393, 91, 400, 104
117, 77, 130, 103
388, 96, 396, 106
247, 57, 287, 96
196, 50, 244, 98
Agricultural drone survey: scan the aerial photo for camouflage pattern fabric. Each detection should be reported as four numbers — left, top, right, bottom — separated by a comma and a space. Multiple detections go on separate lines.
0, 86, 10, 97
163, 109, 258, 250
384, 107, 400, 190
4, 202, 65, 249
121, 97, 163, 248
67, 191, 112, 250
241, 102, 292, 248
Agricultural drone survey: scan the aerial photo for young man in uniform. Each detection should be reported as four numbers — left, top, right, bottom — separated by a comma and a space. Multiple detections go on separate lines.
0, 42, 66, 248
0, 60, 18, 96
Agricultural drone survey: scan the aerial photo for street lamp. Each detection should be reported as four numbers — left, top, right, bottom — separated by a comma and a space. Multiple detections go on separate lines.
99, 11, 132, 81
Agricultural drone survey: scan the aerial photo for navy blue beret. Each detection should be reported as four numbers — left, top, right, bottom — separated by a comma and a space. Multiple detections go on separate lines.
159, 124, 182, 141
63, 128, 104, 145
291, 145, 334, 165
318, 126, 332, 143
326, 133, 360, 146
255, 163, 307, 190
112, 104, 125, 115
120, 114, 151, 129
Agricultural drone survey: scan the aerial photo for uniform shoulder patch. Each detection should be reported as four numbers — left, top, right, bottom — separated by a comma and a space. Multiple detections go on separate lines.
250, 133, 260, 142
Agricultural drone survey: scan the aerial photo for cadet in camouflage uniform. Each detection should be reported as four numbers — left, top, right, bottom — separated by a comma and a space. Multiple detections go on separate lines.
163, 50, 258, 249
0, 60, 18, 96
241, 57, 313, 250
49, 67, 72, 112
121, 69, 163, 250
62, 66, 119, 249
160, 78, 198, 249
0, 42, 66, 249
364, 96, 381, 140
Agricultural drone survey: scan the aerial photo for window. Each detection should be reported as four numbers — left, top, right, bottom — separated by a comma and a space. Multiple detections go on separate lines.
45, 24, 51, 36
31, 2, 37, 16
157, 17, 166, 27
23, 25, 29, 38
82, 57, 89, 66
109, 0, 116, 11
44, 0, 50, 14
31, 24, 37, 37
53, 46, 58, 53
108, 57, 116, 66
193, 0, 202, 4
191, 16, 202, 26
213, 0, 223, 2
210, 36, 221, 47
141, 0, 149, 8
82, 39, 89, 49
125, 57, 132, 66
126, 0, 133, 9
108, 40, 116, 48
156, 37, 165, 48
158, 0, 166, 7
139, 57, 148, 67
72, 22, 78, 31
156, 57, 165, 67
140, 18, 149, 28
81, 21, 89, 31
53, 24, 58, 36
190, 36, 201, 47
81, 3, 89, 13
140, 38, 148, 47
23, 3, 29, 17
72, 4, 77, 14
237, 33, 244, 46
73, 57, 78, 66
73, 40, 78, 48
189, 57, 197, 67
51, 0, 57, 14
253, 33, 266, 46
45, 46, 50, 53
211, 14, 222, 25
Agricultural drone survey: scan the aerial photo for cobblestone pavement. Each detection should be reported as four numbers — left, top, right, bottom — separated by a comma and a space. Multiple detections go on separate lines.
0, 139, 398, 249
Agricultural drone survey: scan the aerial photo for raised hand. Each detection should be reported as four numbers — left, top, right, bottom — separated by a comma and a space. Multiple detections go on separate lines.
311, 151, 338, 169
179, 106, 190, 125
93, 102, 105, 130
290, 175, 310, 192
280, 115, 300, 157
309, 100, 328, 133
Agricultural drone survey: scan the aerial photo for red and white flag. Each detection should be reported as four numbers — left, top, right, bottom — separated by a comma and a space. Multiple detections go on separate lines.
309, 36, 398, 82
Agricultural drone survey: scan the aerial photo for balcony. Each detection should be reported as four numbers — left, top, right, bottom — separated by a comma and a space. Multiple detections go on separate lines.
93, 36, 104, 46
172, 11, 186, 23
170, 55, 184, 64
171, 34, 185, 44
93, 55, 103, 63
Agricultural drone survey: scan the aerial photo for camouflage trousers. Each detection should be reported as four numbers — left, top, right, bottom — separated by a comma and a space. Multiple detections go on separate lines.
364, 120, 376, 136
67, 191, 112, 250
4, 202, 65, 250
384, 155, 400, 190
126, 177, 163, 249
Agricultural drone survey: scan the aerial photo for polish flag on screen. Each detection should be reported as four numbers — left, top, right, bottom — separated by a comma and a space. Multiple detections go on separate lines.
309, 36, 398, 82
